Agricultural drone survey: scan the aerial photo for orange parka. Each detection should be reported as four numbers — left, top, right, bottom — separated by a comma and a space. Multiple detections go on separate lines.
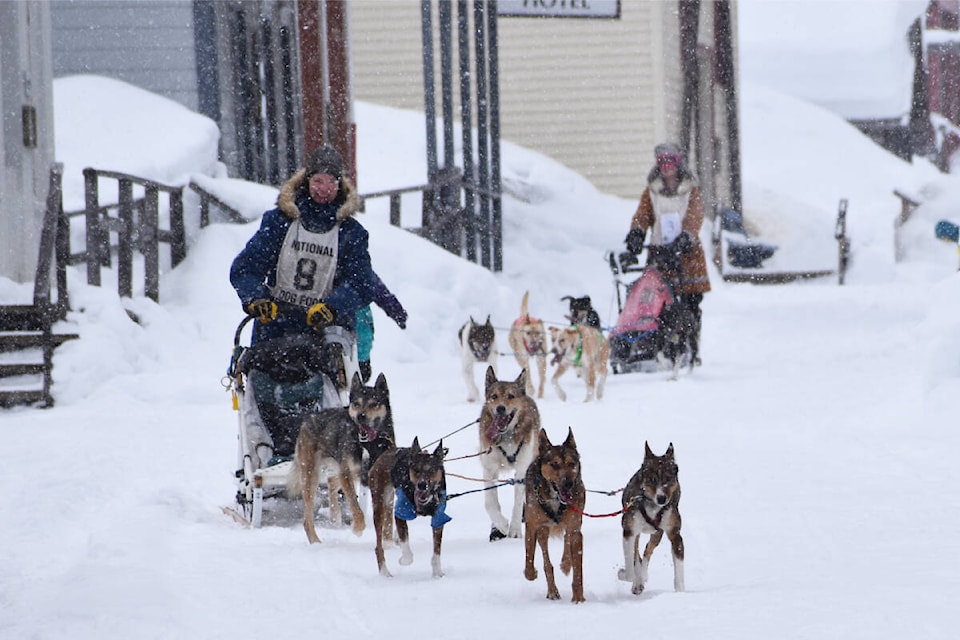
629, 174, 711, 296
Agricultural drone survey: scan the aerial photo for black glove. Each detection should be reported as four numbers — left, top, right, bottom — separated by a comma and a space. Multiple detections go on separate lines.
674, 231, 694, 255
306, 302, 336, 330
618, 251, 638, 269
625, 227, 646, 254
380, 298, 408, 329
246, 299, 278, 324
359, 360, 372, 383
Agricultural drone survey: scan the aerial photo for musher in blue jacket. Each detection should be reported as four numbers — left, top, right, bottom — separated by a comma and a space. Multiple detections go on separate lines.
230, 145, 378, 343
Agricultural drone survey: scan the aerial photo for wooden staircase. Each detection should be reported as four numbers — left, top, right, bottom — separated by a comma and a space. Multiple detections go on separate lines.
0, 163, 77, 408
0, 305, 77, 408
1, 165, 247, 408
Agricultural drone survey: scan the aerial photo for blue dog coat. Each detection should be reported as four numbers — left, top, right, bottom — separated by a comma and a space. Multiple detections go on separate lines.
394, 488, 452, 529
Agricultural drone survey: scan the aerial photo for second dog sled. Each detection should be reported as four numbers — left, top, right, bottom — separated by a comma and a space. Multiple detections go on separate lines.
605, 245, 692, 374
223, 313, 358, 527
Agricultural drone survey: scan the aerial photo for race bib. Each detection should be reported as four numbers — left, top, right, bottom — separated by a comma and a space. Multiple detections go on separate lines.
270, 220, 339, 309
660, 213, 682, 244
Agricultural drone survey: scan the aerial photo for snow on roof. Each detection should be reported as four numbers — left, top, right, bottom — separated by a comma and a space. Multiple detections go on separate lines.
738, 0, 929, 120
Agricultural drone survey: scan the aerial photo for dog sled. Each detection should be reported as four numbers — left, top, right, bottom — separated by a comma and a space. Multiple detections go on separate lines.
224, 313, 358, 527
605, 245, 692, 374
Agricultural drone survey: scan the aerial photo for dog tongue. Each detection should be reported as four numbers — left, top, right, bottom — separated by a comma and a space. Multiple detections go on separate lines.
358, 423, 378, 442
414, 488, 433, 507
558, 485, 574, 504
486, 411, 513, 442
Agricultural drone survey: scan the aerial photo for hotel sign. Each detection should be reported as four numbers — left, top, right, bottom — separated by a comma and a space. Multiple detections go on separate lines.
497, 0, 620, 19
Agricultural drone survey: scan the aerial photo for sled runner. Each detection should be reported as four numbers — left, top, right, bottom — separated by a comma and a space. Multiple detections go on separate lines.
224, 314, 358, 527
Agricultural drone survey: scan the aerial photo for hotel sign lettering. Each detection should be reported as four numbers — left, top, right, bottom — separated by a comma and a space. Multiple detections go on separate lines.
497, 0, 620, 19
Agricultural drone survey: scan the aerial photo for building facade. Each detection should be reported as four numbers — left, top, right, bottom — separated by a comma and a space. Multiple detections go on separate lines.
350, 0, 741, 210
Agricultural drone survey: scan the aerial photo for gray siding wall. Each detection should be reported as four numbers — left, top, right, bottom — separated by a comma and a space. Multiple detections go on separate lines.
1, 1, 55, 284
50, 0, 198, 111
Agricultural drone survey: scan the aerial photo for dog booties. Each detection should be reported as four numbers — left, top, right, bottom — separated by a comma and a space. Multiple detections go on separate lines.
394, 488, 452, 529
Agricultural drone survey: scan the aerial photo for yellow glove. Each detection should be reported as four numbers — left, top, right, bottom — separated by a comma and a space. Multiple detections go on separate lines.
306, 302, 335, 329
247, 299, 278, 324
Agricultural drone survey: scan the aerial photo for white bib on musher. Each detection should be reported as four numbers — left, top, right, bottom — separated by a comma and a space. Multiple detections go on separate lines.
269, 219, 339, 310
649, 189, 692, 246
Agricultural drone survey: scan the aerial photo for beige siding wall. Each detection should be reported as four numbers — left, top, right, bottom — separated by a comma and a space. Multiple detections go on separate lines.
351, 3, 427, 112
350, 1, 689, 198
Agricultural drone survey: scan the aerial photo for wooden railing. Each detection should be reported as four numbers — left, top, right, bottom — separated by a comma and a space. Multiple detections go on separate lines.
189, 180, 248, 227
35, 163, 70, 321
835, 198, 850, 285
63, 169, 246, 302
70, 168, 186, 301
359, 171, 503, 268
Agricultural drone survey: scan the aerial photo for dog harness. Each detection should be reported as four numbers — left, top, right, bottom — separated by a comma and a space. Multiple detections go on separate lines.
638, 496, 669, 530
570, 327, 584, 367
530, 474, 569, 524
497, 440, 524, 464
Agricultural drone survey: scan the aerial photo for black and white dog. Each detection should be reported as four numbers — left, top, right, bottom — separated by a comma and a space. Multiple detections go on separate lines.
562, 295, 602, 330
458, 315, 499, 402
656, 299, 699, 380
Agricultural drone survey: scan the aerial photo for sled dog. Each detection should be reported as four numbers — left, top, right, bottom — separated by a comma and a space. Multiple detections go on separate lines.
548, 324, 610, 402
618, 442, 684, 594
656, 300, 699, 380
459, 315, 499, 402
289, 372, 395, 544
524, 427, 586, 603
478, 366, 540, 541
561, 295, 602, 330
369, 437, 450, 578
507, 291, 548, 398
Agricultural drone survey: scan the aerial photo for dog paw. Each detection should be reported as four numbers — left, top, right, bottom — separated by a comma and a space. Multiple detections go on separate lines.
546, 589, 561, 600
379, 566, 393, 578
506, 526, 522, 539
432, 556, 444, 578
631, 581, 645, 595
617, 567, 633, 582
489, 527, 507, 542
399, 552, 414, 566
524, 567, 538, 582
571, 593, 585, 604
352, 516, 366, 536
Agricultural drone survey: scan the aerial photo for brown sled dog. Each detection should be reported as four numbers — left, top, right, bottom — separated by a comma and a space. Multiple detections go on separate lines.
548, 324, 610, 402
523, 427, 586, 603
507, 291, 548, 399
478, 366, 540, 541
369, 437, 450, 578
618, 442, 685, 594
288, 372, 395, 544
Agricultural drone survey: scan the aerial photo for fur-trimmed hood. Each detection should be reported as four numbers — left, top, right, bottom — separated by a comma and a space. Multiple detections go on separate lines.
276, 169, 361, 222
647, 172, 697, 198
